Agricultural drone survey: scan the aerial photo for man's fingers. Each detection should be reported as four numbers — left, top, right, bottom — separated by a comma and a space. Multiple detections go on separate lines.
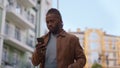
36, 44, 45, 48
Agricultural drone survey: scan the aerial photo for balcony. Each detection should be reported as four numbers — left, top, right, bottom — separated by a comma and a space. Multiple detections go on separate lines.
4, 35, 34, 52
4, 27, 34, 52
6, 5, 35, 29
2, 57, 32, 68
19, 0, 36, 8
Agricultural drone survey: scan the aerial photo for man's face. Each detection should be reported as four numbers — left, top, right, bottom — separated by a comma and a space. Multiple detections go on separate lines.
46, 14, 60, 33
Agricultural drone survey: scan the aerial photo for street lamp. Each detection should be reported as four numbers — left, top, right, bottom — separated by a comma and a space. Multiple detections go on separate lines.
33, 0, 41, 68
35, 0, 41, 40
57, 0, 59, 9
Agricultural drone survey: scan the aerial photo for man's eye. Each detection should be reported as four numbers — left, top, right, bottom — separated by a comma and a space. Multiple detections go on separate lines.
46, 21, 49, 24
51, 20, 54, 22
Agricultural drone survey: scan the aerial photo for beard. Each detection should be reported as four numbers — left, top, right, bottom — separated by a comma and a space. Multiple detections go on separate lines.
49, 24, 60, 34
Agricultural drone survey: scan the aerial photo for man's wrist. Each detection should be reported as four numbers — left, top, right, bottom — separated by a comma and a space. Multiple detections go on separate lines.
71, 65, 73, 68
69, 64, 73, 68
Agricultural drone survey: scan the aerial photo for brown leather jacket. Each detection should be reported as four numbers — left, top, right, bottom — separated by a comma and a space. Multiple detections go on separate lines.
32, 29, 86, 68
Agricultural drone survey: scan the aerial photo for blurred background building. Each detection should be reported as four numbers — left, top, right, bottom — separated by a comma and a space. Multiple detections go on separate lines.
1, 0, 120, 68
69, 28, 120, 68
0, 0, 52, 68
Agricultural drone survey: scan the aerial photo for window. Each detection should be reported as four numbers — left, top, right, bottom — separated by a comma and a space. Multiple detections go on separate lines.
2, 47, 8, 63
16, 3, 22, 14
27, 35, 34, 47
89, 31, 100, 41
13, 52, 19, 68
8, 0, 14, 6
26, 57, 33, 68
24, 8, 28, 20
90, 52, 99, 64
27, 11, 30, 21
4, 21, 10, 35
90, 42, 100, 51
31, 14, 35, 24
106, 55, 109, 66
30, 28, 35, 33
112, 39, 116, 49
15, 26, 21, 41
105, 42, 110, 50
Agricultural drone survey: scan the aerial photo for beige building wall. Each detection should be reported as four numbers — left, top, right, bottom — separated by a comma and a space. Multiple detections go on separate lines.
69, 28, 120, 68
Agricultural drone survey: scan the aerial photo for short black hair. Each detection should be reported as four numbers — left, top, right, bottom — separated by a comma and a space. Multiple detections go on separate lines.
46, 8, 62, 22
46, 8, 63, 28
46, 8, 61, 16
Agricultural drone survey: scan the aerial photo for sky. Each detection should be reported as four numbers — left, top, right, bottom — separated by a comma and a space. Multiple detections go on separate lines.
52, 0, 120, 36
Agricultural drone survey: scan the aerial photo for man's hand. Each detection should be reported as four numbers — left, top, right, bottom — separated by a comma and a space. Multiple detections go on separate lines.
31, 42, 46, 65
36, 42, 46, 57
68, 64, 73, 68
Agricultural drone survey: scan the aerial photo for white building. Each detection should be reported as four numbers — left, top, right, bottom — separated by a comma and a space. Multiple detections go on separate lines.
37, 0, 52, 36
0, 0, 52, 68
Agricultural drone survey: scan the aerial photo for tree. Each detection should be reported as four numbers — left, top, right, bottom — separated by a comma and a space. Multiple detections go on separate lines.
92, 63, 102, 68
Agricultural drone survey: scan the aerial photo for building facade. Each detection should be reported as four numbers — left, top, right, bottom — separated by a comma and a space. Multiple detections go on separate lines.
0, 0, 52, 68
69, 28, 120, 68
38, 0, 52, 36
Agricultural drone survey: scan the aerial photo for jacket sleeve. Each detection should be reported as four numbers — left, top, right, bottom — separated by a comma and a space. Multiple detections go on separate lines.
32, 48, 43, 66
70, 37, 86, 68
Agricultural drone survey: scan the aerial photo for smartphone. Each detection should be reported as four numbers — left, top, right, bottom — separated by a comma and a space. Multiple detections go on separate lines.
37, 38, 44, 44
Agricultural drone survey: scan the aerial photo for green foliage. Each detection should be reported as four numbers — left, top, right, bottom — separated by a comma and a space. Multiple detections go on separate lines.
92, 63, 102, 68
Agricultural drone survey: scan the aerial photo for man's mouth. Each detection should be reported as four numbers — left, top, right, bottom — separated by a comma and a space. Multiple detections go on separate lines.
48, 27, 53, 30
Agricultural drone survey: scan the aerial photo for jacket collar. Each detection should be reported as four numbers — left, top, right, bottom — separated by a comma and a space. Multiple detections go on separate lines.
47, 29, 66, 37
41, 29, 66, 47
57, 29, 66, 37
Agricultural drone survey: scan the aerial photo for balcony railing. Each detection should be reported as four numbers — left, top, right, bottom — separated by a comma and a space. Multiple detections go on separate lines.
6, 3, 35, 28
4, 23, 34, 52
5, 28, 21, 42
6, 3, 35, 26
2, 57, 33, 68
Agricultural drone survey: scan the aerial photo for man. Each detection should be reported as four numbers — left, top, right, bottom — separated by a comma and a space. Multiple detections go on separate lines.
32, 8, 86, 68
